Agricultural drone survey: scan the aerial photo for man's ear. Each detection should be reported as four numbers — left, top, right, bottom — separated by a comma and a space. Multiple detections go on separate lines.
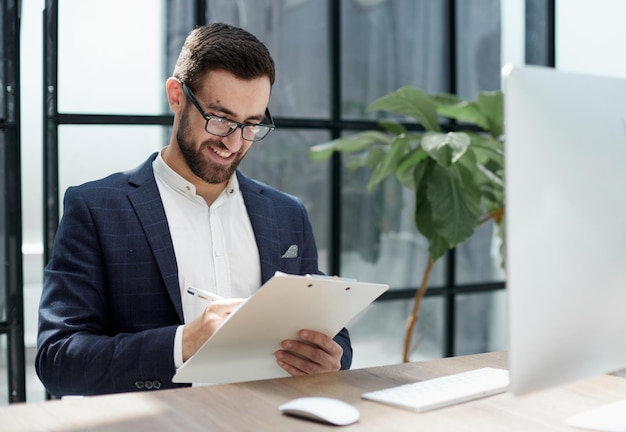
165, 77, 183, 112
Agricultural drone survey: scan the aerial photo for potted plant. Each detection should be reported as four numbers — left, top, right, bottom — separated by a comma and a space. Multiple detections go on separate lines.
309, 86, 505, 362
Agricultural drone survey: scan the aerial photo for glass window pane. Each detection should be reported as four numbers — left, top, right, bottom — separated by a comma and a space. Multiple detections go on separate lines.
341, 0, 450, 120
164, 0, 195, 76
57, 0, 167, 115
205, 0, 330, 119
525, 0, 551, 66
340, 165, 445, 288
349, 297, 444, 368
456, 0, 502, 98
58, 125, 165, 200
238, 128, 331, 273
454, 290, 507, 356
456, 221, 505, 285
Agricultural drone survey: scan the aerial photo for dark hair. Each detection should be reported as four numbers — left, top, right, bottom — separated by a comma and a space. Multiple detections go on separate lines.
173, 22, 275, 90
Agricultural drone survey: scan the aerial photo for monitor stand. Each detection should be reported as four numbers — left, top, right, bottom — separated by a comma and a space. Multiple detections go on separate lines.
565, 399, 626, 432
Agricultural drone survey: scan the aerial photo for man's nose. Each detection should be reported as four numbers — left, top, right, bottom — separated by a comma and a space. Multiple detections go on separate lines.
221, 129, 244, 152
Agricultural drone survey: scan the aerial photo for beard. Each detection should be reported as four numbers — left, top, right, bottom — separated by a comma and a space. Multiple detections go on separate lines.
176, 110, 245, 184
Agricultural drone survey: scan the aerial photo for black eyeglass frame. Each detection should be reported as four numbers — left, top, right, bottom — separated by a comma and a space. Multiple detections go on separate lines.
181, 82, 275, 142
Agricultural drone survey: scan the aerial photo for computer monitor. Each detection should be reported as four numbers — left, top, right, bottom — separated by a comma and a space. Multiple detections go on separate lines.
504, 64, 626, 426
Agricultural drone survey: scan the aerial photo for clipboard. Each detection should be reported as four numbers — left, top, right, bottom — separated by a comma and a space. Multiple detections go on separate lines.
172, 272, 389, 384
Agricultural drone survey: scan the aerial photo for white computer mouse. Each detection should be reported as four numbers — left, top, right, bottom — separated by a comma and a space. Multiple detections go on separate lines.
279, 396, 360, 426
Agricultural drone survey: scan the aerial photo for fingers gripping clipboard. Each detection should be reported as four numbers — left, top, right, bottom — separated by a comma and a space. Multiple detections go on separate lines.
172, 272, 389, 384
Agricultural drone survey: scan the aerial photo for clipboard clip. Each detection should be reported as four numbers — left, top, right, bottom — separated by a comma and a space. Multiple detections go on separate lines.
305, 274, 358, 282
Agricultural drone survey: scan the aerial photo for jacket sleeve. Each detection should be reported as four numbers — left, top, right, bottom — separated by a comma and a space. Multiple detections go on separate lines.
35, 186, 186, 397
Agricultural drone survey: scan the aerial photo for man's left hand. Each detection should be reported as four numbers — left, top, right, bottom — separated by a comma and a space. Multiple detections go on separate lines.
275, 330, 343, 376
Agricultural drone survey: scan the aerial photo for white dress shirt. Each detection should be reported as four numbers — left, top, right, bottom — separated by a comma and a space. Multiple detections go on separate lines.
152, 150, 261, 368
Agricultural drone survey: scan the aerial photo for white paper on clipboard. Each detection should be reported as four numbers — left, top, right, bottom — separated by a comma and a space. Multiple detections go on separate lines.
172, 272, 389, 384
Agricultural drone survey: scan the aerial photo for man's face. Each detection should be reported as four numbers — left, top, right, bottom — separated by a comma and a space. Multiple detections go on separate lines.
176, 70, 271, 185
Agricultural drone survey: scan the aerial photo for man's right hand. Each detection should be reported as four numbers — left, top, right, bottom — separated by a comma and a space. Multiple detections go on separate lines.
181, 298, 246, 362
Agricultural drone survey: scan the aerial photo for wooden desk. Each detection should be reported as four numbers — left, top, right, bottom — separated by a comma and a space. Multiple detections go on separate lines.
2, 352, 625, 431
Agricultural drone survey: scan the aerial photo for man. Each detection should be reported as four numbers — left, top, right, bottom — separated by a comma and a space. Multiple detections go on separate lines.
36, 22, 351, 397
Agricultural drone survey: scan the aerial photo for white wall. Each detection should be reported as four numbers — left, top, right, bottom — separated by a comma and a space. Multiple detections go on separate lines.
557, 0, 626, 78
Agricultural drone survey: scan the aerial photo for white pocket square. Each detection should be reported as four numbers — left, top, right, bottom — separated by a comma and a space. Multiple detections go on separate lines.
281, 245, 298, 258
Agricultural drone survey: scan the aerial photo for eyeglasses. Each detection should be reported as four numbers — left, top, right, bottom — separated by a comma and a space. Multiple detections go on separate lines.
181, 82, 275, 142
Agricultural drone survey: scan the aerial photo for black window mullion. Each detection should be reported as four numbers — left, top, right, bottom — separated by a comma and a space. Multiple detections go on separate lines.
444, 0, 458, 358
42, 0, 59, 401
43, 0, 59, 267
329, 0, 342, 276
195, 0, 206, 26
2, 0, 26, 403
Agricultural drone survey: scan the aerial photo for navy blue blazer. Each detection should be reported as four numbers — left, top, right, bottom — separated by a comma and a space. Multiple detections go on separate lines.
36, 153, 352, 397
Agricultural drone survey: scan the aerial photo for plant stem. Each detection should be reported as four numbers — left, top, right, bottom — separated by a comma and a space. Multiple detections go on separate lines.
402, 255, 434, 362
478, 207, 504, 225
400, 207, 504, 362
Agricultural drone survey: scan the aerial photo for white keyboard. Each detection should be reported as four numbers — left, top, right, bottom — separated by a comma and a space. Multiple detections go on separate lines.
361, 367, 510, 413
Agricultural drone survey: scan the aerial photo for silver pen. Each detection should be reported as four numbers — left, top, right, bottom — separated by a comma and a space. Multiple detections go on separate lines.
186, 287, 224, 302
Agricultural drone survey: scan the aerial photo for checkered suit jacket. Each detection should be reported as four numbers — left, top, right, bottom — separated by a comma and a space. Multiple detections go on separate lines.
36, 153, 352, 397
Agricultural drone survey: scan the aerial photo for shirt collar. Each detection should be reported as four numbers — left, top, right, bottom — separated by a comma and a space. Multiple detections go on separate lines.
153, 149, 240, 202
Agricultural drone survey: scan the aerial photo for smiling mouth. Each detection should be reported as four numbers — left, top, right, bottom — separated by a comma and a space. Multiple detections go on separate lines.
210, 146, 234, 159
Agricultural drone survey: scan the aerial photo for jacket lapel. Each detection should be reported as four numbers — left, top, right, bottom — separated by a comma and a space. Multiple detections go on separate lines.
121, 159, 280, 321
237, 171, 281, 284
127, 154, 184, 322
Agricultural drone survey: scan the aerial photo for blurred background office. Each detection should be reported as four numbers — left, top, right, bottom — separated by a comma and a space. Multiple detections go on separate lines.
1, 0, 625, 404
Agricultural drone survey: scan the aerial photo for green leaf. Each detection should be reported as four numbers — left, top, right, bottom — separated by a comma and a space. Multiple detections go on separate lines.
477, 91, 504, 137
367, 86, 441, 132
413, 157, 433, 206
455, 148, 481, 187
359, 146, 387, 170
481, 183, 505, 213
457, 148, 503, 193
308, 84, 507, 269
308, 131, 391, 161
467, 133, 504, 164
430, 93, 463, 106
435, 101, 490, 130
475, 162, 504, 188
459, 151, 504, 215
455, 161, 483, 215
367, 135, 411, 192
379, 120, 406, 135
396, 147, 429, 190
427, 162, 481, 248
421, 132, 471, 167
464, 134, 504, 190
428, 235, 451, 262
413, 160, 436, 234
414, 195, 438, 249
412, 160, 452, 262
433, 91, 504, 135
343, 144, 390, 172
